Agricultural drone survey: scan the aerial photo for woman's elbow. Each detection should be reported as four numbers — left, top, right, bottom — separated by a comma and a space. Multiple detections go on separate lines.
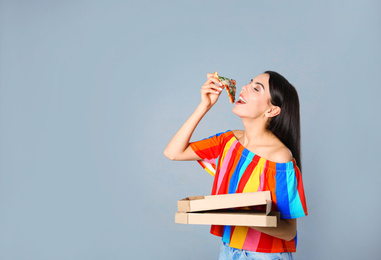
282, 219, 297, 241
284, 232, 297, 241
283, 227, 297, 241
163, 149, 177, 160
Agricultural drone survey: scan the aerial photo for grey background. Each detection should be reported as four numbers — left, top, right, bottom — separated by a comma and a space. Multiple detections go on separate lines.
1, 0, 380, 259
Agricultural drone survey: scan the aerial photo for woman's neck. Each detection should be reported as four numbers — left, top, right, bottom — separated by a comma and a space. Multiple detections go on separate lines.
240, 118, 274, 147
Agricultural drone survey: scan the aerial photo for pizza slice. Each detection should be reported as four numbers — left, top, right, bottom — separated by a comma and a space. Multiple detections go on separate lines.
212, 72, 236, 103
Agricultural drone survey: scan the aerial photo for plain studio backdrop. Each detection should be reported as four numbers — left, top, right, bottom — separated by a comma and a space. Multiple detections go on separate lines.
1, 0, 380, 259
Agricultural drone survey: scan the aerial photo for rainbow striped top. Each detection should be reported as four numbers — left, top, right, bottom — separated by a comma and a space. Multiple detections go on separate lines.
189, 130, 308, 253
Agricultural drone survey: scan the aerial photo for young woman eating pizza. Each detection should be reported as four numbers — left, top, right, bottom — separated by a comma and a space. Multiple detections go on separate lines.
164, 71, 308, 260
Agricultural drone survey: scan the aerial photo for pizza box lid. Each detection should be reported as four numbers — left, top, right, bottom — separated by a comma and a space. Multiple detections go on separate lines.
177, 191, 272, 214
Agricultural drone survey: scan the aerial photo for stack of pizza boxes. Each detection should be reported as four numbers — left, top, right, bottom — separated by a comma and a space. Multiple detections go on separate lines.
175, 191, 280, 227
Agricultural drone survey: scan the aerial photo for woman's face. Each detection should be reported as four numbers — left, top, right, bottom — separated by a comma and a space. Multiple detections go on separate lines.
232, 73, 276, 119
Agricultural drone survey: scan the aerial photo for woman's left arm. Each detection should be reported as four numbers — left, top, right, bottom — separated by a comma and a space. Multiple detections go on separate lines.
250, 219, 297, 241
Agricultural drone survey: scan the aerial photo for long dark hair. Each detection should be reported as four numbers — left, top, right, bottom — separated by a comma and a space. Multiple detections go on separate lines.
264, 71, 301, 171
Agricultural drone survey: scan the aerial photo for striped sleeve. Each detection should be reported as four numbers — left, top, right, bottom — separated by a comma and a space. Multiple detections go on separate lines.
189, 131, 228, 176
275, 164, 308, 219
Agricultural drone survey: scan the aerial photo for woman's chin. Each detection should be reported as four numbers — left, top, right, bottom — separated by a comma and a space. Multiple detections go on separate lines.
232, 105, 257, 119
232, 105, 242, 116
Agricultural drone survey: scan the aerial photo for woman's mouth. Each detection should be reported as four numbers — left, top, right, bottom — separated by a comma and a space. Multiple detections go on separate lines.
236, 96, 247, 104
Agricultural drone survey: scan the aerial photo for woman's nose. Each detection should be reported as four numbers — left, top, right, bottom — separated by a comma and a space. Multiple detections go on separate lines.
241, 85, 248, 93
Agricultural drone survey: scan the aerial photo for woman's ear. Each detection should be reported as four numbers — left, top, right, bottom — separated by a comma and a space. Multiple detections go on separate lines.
266, 106, 281, 118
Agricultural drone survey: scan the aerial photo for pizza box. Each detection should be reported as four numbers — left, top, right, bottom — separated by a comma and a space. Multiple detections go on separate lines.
175, 210, 280, 227
177, 191, 272, 215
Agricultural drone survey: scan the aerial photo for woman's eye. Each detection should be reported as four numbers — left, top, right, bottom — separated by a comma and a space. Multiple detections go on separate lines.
254, 87, 259, 92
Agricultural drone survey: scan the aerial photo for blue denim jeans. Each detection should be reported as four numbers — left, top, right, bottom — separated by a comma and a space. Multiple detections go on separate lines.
219, 242, 294, 260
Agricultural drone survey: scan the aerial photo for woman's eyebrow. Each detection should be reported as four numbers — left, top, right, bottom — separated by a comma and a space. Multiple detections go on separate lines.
255, 82, 265, 90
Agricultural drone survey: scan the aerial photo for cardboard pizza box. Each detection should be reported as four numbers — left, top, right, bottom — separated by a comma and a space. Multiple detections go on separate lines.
177, 191, 272, 215
175, 210, 280, 227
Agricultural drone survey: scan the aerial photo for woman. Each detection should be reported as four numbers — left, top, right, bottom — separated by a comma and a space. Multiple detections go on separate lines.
164, 71, 308, 260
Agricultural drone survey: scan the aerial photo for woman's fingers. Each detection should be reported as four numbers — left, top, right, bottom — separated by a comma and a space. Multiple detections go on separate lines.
202, 83, 223, 93
200, 72, 225, 108
209, 78, 223, 87
202, 82, 223, 90
206, 74, 223, 87
201, 87, 222, 95
206, 73, 214, 79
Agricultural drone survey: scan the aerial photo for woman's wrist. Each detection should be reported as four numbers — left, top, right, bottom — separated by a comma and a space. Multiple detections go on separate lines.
197, 103, 212, 113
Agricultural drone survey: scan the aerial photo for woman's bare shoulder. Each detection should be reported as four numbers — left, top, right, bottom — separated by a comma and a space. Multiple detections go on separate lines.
231, 129, 244, 138
269, 145, 293, 163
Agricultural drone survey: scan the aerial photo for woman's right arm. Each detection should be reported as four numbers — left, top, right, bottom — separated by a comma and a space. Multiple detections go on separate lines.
163, 73, 224, 161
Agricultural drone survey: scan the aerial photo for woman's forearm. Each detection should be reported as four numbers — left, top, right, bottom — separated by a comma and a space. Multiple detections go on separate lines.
163, 104, 209, 161
164, 73, 223, 161
250, 219, 297, 241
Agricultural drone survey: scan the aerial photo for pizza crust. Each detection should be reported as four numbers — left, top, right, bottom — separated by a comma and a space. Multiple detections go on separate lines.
212, 72, 236, 103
